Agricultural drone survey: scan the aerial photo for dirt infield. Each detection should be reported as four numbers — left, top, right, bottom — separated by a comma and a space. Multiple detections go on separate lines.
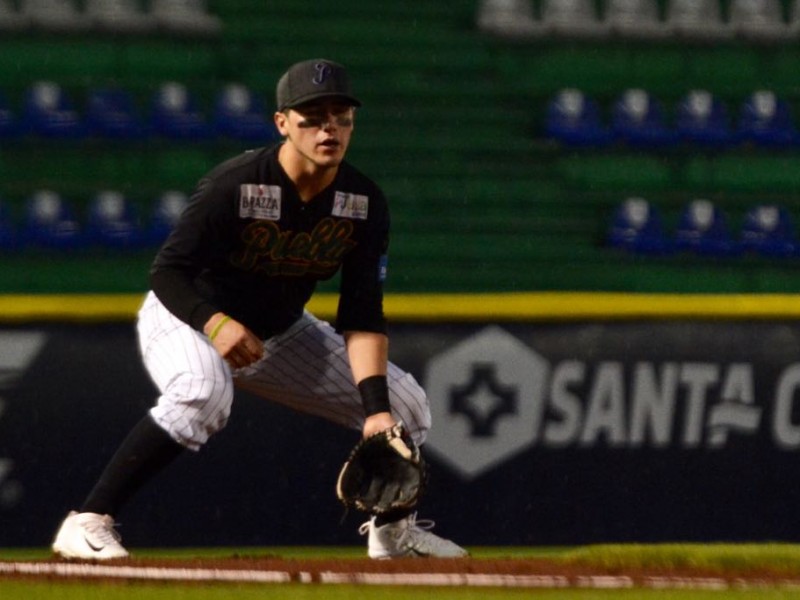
4, 556, 800, 590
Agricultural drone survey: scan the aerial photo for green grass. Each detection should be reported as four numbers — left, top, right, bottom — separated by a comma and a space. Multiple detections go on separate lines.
4, 580, 800, 600
563, 543, 800, 575
6, 545, 800, 599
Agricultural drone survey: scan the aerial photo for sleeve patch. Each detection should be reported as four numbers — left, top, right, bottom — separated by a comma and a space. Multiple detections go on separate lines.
378, 254, 388, 282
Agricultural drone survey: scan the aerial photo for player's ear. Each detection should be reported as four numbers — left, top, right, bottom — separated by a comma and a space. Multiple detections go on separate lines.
274, 110, 289, 136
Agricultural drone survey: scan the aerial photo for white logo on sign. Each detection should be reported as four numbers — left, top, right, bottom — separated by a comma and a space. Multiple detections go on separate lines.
0, 332, 47, 509
424, 326, 549, 480
332, 192, 368, 220
421, 327, 800, 478
239, 184, 281, 220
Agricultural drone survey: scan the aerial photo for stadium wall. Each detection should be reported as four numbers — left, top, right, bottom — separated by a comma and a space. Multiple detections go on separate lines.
2, 303, 800, 548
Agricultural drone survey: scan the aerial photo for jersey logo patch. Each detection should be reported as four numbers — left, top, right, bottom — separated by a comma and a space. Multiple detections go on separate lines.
239, 184, 281, 220
332, 191, 369, 220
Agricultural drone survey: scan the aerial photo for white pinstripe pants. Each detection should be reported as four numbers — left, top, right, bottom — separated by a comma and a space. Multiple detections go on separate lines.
137, 291, 431, 451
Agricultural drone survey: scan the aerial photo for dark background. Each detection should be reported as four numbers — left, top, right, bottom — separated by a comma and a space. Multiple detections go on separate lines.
2, 321, 800, 549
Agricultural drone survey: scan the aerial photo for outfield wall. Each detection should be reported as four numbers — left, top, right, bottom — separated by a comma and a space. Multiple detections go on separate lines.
1, 295, 800, 548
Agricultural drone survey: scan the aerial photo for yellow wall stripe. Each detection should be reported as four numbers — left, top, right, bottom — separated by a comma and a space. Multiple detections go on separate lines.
1, 292, 800, 322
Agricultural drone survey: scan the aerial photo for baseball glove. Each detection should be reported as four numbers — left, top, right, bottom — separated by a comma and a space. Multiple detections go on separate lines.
336, 423, 426, 515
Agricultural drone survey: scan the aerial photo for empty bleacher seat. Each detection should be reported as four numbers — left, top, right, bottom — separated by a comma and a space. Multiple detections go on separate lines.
606, 0, 670, 39
22, 190, 83, 249
86, 190, 143, 248
21, 0, 90, 33
476, 0, 544, 37
23, 81, 86, 138
611, 89, 677, 148
736, 90, 797, 147
607, 197, 671, 254
541, 0, 609, 38
0, 0, 31, 31
86, 87, 146, 139
666, 0, 733, 41
674, 199, 738, 256
740, 204, 798, 256
150, 0, 222, 37
0, 91, 20, 138
675, 90, 732, 147
147, 189, 188, 245
150, 82, 211, 139
86, 0, 156, 34
789, 0, 800, 35
213, 84, 278, 142
0, 198, 17, 250
729, 0, 792, 42
544, 88, 612, 146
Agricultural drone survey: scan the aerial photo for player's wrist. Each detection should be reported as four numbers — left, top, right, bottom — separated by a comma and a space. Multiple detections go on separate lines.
205, 313, 231, 340
358, 375, 391, 417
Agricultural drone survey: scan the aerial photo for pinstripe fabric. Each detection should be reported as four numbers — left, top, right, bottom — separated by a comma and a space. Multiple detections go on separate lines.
136, 292, 431, 450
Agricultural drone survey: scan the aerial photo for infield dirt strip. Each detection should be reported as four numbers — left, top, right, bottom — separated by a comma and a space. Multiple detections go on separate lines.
4, 557, 800, 590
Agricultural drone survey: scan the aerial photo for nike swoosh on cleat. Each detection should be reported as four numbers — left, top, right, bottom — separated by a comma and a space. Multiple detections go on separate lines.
84, 536, 105, 553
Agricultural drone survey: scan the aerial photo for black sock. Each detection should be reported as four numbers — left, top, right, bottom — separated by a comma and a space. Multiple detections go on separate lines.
374, 509, 412, 527
80, 414, 185, 516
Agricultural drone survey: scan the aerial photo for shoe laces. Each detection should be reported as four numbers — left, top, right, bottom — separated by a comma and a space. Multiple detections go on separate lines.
84, 515, 123, 546
405, 513, 435, 534
359, 512, 435, 540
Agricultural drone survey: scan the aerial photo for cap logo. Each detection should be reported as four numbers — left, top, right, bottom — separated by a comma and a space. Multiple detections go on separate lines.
312, 62, 332, 85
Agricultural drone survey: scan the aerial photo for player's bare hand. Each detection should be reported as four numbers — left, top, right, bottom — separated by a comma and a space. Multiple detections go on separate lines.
362, 411, 397, 439
204, 313, 264, 369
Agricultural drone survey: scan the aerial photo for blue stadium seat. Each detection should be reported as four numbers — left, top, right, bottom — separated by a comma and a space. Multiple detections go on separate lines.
146, 190, 188, 246
674, 199, 739, 256
0, 198, 17, 250
611, 89, 677, 148
740, 204, 798, 257
86, 88, 147, 139
213, 83, 278, 141
86, 190, 143, 249
607, 196, 672, 254
544, 88, 612, 147
736, 90, 797, 148
0, 90, 20, 138
675, 90, 732, 147
22, 190, 83, 249
23, 81, 86, 138
150, 82, 211, 140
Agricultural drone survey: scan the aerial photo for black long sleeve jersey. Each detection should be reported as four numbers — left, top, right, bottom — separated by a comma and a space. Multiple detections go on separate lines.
150, 144, 389, 340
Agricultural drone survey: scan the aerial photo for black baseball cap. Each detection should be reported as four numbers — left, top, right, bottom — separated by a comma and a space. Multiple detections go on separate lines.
276, 59, 362, 111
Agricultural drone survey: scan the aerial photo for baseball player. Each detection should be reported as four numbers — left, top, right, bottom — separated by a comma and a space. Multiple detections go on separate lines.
51, 59, 467, 560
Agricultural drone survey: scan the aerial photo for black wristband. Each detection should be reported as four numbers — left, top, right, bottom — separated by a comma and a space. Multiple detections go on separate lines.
358, 375, 391, 417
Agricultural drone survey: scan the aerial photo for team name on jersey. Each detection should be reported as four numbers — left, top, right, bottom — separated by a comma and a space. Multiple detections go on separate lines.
332, 191, 368, 220
239, 184, 282, 220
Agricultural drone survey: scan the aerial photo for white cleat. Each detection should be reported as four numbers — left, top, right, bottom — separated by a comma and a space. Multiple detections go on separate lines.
52, 511, 129, 560
360, 513, 468, 559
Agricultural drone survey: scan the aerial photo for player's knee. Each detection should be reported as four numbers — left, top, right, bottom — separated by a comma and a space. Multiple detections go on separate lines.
154, 375, 234, 449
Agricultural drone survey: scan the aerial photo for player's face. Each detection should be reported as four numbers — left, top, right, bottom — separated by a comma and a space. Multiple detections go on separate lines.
275, 100, 355, 170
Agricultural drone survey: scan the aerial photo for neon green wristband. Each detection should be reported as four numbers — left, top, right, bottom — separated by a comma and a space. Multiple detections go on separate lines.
208, 315, 231, 341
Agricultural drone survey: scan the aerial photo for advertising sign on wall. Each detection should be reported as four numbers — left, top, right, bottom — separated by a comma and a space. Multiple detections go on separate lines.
1, 320, 800, 548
